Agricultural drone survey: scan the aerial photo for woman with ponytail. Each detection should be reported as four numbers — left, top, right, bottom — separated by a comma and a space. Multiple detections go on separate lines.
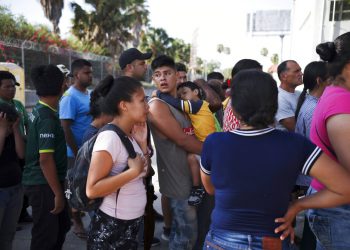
306, 32, 350, 250
294, 62, 328, 250
295, 62, 328, 138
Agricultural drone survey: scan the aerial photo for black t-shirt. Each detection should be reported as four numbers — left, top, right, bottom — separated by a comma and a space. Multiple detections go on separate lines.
0, 134, 22, 188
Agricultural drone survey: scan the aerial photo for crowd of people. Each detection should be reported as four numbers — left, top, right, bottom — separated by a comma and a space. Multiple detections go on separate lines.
1, 31, 350, 250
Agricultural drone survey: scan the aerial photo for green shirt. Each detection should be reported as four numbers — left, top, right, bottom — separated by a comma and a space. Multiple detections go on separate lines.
22, 101, 67, 185
0, 97, 29, 136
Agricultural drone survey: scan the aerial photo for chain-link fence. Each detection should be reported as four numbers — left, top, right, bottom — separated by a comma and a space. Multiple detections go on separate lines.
0, 36, 117, 107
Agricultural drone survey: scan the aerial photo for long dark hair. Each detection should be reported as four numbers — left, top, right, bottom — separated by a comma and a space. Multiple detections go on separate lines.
100, 76, 142, 116
295, 61, 328, 119
89, 75, 114, 119
231, 70, 278, 129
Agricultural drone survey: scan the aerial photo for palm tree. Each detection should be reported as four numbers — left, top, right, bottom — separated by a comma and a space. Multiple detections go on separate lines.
71, 0, 149, 57
140, 27, 172, 57
40, 0, 63, 34
140, 27, 190, 62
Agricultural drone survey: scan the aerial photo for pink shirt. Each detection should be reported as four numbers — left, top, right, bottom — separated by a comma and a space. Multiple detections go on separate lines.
310, 85, 350, 190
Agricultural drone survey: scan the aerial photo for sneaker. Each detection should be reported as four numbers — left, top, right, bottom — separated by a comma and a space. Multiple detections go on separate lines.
161, 227, 170, 241
188, 187, 205, 206
141, 237, 161, 247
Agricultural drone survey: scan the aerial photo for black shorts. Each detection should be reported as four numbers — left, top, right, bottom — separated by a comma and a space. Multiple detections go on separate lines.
87, 209, 142, 250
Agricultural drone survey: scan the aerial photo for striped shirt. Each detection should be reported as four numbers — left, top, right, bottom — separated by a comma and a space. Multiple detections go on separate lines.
295, 94, 318, 186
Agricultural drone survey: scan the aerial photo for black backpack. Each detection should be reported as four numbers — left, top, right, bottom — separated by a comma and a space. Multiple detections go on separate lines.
64, 123, 136, 211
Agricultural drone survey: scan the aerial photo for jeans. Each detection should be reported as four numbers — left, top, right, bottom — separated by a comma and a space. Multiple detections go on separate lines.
204, 229, 285, 250
169, 197, 197, 250
307, 187, 350, 250
0, 184, 23, 250
25, 184, 71, 250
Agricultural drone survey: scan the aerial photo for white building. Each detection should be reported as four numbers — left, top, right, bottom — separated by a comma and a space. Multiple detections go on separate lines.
290, 0, 350, 69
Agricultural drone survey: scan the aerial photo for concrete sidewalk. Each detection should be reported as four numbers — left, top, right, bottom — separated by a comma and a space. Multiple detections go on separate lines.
13, 156, 168, 250
13, 206, 167, 250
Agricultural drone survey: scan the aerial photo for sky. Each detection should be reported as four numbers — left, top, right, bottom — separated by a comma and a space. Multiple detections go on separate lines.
1, 0, 292, 69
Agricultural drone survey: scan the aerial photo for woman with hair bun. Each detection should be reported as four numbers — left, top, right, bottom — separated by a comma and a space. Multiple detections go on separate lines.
200, 70, 350, 250
306, 32, 350, 249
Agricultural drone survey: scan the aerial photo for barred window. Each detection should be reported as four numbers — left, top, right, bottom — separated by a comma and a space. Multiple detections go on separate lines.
329, 0, 350, 21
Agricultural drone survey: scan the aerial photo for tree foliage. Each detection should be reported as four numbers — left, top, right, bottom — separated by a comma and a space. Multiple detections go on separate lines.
0, 5, 106, 55
71, 0, 149, 57
206, 60, 221, 73
271, 53, 279, 65
260, 47, 268, 57
0, 6, 35, 39
139, 27, 191, 63
217, 44, 230, 55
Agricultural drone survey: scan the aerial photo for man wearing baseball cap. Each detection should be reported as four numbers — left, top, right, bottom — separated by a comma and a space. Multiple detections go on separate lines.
119, 48, 152, 81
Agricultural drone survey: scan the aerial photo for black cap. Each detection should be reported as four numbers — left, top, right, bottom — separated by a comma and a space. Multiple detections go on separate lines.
0, 71, 20, 86
119, 48, 152, 69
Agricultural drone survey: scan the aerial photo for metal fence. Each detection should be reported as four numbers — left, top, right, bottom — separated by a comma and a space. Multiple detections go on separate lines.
0, 36, 117, 107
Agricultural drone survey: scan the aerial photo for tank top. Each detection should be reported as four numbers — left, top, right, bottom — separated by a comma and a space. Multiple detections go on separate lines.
148, 98, 192, 199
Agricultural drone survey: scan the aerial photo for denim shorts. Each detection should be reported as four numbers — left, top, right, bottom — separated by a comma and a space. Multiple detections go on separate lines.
307, 187, 350, 250
203, 229, 285, 250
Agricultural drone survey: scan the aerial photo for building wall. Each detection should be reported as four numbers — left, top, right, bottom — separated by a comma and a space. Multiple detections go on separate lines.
291, 0, 350, 69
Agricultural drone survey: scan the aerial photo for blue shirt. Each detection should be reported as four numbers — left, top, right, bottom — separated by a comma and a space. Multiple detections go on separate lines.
200, 128, 322, 237
295, 94, 318, 139
295, 94, 318, 186
81, 125, 98, 144
59, 86, 92, 157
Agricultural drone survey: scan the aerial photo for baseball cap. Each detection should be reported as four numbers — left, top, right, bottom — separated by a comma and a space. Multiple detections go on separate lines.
119, 48, 152, 69
56, 64, 72, 77
0, 71, 20, 86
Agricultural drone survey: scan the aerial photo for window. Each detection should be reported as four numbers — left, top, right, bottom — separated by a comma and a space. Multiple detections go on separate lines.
329, 0, 350, 21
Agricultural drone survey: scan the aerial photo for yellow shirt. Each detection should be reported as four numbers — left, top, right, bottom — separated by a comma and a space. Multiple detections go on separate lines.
185, 101, 216, 142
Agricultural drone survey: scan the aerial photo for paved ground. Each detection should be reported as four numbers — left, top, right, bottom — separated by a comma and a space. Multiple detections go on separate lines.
13, 154, 304, 250
13, 154, 168, 250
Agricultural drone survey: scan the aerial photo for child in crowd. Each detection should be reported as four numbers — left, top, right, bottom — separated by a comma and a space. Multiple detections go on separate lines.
22, 64, 71, 250
0, 103, 25, 250
86, 76, 149, 249
156, 81, 217, 206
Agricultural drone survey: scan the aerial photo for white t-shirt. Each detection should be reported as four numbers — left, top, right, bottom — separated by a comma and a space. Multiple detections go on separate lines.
92, 130, 147, 220
275, 87, 300, 131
